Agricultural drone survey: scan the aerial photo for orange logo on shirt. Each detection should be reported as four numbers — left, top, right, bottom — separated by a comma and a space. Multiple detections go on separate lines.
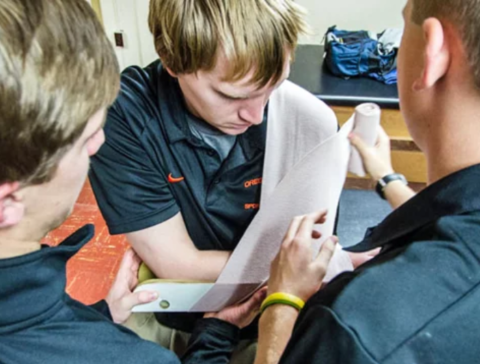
244, 177, 262, 188
244, 203, 260, 210
168, 173, 185, 183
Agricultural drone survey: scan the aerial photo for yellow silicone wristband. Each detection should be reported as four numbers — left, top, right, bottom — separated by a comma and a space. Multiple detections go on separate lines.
260, 292, 305, 315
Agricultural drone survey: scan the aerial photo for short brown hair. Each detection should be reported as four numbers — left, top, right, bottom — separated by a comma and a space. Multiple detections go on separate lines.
148, 0, 308, 88
0, 0, 119, 185
412, 0, 480, 89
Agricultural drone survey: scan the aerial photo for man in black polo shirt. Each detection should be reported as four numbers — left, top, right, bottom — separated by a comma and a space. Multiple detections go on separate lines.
89, 0, 340, 359
254, 0, 480, 363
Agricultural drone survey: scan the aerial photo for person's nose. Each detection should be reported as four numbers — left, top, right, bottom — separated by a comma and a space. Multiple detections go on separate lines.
238, 96, 265, 125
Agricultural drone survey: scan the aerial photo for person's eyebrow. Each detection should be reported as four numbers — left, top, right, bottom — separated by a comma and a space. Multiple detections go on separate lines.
214, 88, 250, 100
214, 72, 290, 99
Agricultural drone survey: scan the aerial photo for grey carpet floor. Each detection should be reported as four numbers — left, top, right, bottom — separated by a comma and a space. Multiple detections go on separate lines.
337, 189, 392, 248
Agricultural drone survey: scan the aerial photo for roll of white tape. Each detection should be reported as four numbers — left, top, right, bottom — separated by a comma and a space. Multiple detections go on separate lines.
348, 103, 381, 177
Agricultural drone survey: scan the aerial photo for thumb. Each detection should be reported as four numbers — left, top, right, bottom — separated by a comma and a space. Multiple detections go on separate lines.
314, 236, 338, 274
348, 133, 370, 159
121, 290, 159, 311
241, 288, 267, 312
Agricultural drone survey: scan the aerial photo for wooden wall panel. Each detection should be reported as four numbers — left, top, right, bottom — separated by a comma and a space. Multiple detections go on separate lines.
332, 106, 428, 184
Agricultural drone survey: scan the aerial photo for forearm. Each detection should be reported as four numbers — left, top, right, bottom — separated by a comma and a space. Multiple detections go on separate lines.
255, 305, 299, 364
383, 180, 416, 209
146, 248, 231, 281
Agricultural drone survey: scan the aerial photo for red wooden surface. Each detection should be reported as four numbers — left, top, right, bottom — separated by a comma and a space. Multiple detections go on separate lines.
41, 181, 128, 305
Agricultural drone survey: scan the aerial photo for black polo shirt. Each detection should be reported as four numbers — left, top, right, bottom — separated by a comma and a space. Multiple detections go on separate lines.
89, 60, 266, 253
89, 61, 266, 334
279, 164, 480, 363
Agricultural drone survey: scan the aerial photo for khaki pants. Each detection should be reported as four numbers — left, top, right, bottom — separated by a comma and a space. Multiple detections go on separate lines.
124, 313, 257, 364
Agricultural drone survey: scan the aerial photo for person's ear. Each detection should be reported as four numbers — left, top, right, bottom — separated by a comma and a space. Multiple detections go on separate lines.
163, 64, 178, 78
0, 182, 24, 228
413, 18, 450, 91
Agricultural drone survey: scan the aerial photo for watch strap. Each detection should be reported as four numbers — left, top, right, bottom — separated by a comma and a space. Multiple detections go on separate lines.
375, 173, 407, 199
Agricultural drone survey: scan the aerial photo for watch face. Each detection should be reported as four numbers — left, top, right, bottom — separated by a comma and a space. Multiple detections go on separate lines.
385, 173, 407, 186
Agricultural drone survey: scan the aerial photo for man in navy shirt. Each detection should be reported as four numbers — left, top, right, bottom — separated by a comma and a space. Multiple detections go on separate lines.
0, 1, 267, 363
254, 0, 480, 363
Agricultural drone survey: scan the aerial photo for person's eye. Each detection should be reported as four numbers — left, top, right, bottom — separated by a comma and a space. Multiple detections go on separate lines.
222, 94, 238, 101
216, 90, 242, 101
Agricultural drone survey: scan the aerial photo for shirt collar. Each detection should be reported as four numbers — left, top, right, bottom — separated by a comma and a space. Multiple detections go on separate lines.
155, 66, 192, 145
238, 106, 268, 160
0, 225, 94, 333
346, 164, 480, 253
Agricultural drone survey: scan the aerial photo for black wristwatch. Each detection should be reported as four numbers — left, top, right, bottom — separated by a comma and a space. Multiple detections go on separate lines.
375, 173, 408, 200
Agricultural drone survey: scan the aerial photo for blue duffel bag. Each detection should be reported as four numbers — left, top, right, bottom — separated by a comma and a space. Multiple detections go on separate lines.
324, 26, 398, 84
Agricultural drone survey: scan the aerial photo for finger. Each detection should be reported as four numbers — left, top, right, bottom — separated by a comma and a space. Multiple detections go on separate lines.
129, 251, 142, 272
297, 211, 328, 242
128, 252, 142, 288
283, 215, 304, 247
121, 290, 159, 311
314, 236, 338, 273
312, 230, 321, 239
255, 287, 268, 302
241, 288, 267, 312
368, 248, 381, 257
377, 126, 390, 144
119, 248, 135, 268
258, 286, 268, 295
313, 209, 328, 224
128, 273, 139, 291
349, 133, 371, 159
116, 249, 136, 279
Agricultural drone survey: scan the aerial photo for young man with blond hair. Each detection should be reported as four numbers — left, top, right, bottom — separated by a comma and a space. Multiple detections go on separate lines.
0, 1, 268, 363
254, 0, 480, 362
89, 0, 343, 360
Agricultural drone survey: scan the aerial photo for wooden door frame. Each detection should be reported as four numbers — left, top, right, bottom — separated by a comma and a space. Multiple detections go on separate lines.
91, 0, 104, 25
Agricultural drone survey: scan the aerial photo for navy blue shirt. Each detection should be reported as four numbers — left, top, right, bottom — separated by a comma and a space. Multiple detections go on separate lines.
280, 164, 480, 363
89, 60, 266, 252
0, 225, 239, 364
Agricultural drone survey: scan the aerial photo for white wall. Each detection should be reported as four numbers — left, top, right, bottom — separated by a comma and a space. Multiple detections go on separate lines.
100, 0, 407, 70
297, 0, 406, 44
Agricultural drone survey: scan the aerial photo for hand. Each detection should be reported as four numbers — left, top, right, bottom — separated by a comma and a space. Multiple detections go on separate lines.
106, 248, 159, 324
204, 287, 267, 328
349, 126, 394, 182
268, 211, 338, 302
348, 248, 381, 269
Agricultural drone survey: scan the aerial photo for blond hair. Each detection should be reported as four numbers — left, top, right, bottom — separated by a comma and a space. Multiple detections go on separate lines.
412, 0, 480, 89
148, 0, 308, 87
0, 0, 119, 185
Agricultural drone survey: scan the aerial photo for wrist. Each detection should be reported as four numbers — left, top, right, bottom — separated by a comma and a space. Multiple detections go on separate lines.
260, 303, 299, 321
383, 179, 406, 190
373, 168, 395, 182
375, 173, 408, 200
261, 292, 305, 315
